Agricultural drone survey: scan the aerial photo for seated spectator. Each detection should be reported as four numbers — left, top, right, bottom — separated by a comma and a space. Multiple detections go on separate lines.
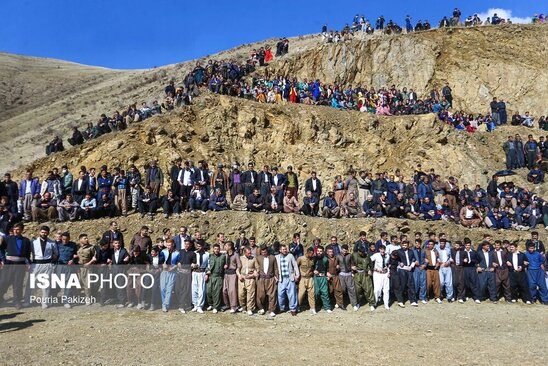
521, 112, 534, 127
97, 114, 112, 134
405, 197, 421, 220
341, 191, 364, 218
363, 194, 383, 217
300, 190, 319, 216
283, 190, 300, 213
46, 136, 64, 156
0, 197, 20, 233
501, 206, 517, 228
530, 202, 543, 228
32, 192, 57, 222
440, 199, 456, 222
162, 189, 181, 218
230, 190, 247, 211
499, 187, 517, 210
208, 188, 228, 211
321, 191, 340, 218
97, 192, 116, 219
264, 187, 282, 213
387, 193, 406, 218
527, 165, 545, 184
138, 186, 158, 220
188, 184, 208, 213
420, 196, 440, 220
68, 127, 85, 146
80, 193, 97, 220
247, 188, 265, 212
516, 202, 537, 229
485, 207, 510, 230
140, 103, 152, 119
57, 193, 81, 222
511, 112, 522, 126
459, 203, 482, 228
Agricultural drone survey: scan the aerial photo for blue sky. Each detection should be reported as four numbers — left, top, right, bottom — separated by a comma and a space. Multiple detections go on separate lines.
0, 0, 542, 69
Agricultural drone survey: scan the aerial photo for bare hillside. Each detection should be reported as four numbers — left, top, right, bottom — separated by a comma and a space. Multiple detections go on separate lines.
0, 52, 124, 124
0, 35, 320, 171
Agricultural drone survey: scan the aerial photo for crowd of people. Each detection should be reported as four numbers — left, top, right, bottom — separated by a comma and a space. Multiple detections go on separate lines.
227, 77, 455, 116
1, 160, 547, 235
502, 134, 547, 183
0, 222, 547, 312
320, 8, 531, 42
45, 38, 291, 156
532, 14, 546, 23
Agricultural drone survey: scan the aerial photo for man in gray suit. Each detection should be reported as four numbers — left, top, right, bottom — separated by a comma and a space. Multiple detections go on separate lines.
275, 244, 300, 316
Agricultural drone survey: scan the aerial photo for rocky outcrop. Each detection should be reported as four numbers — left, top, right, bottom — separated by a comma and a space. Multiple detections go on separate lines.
262, 25, 548, 116
18, 94, 546, 199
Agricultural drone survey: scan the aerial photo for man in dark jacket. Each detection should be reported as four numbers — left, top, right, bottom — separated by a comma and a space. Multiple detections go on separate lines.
264, 186, 282, 213
68, 127, 85, 146
138, 186, 158, 220
247, 188, 264, 212
304, 171, 322, 199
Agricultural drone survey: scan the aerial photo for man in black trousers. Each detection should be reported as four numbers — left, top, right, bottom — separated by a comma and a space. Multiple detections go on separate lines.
459, 238, 481, 303
396, 241, 418, 307
507, 243, 532, 304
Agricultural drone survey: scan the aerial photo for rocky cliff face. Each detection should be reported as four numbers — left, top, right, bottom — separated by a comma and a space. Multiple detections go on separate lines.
262, 25, 548, 116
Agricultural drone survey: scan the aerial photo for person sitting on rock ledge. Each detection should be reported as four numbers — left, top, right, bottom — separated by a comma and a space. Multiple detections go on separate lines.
265, 187, 283, 214
230, 189, 247, 211
67, 127, 84, 146
208, 188, 228, 211
460, 202, 483, 228
247, 188, 265, 213
300, 190, 319, 216
137, 186, 158, 220
321, 191, 340, 218
45, 136, 64, 156
527, 165, 545, 184
162, 189, 181, 218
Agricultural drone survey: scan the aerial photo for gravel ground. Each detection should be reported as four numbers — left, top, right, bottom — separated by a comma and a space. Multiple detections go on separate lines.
1, 301, 546, 366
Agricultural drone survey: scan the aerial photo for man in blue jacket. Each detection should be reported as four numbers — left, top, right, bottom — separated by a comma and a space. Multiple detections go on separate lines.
412, 239, 427, 303
524, 243, 548, 304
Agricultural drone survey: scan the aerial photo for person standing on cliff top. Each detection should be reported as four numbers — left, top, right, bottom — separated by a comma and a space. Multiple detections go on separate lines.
442, 83, 452, 108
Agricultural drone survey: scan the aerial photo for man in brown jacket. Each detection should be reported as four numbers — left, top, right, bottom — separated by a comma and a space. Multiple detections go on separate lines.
444, 177, 459, 214
255, 245, 278, 317
297, 247, 316, 314
237, 246, 259, 315
326, 245, 344, 309
424, 240, 441, 303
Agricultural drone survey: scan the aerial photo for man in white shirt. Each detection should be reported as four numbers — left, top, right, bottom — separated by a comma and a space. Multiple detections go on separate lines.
191, 241, 209, 313
437, 238, 453, 301
24, 225, 58, 309
370, 245, 390, 309
178, 161, 194, 208
111, 239, 129, 308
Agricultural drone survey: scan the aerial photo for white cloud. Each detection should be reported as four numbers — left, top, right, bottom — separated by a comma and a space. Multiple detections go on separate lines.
473, 8, 532, 24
